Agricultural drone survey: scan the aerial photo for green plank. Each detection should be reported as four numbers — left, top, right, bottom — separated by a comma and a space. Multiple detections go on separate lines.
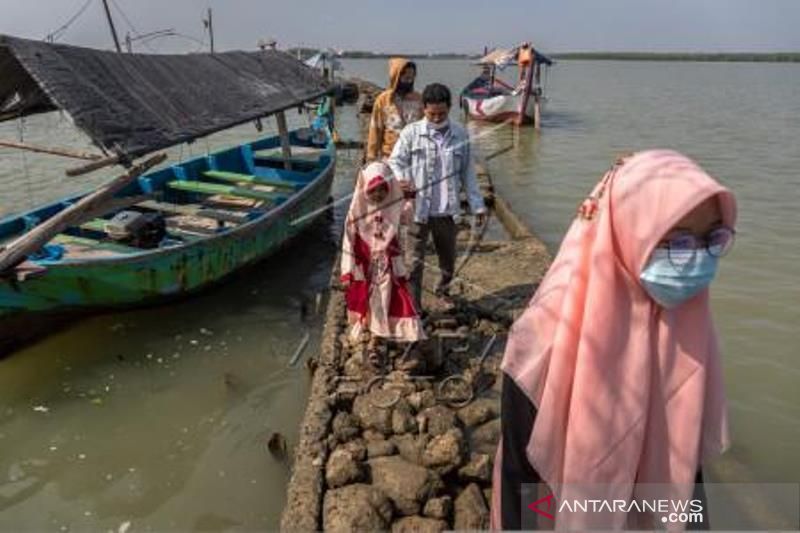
51, 233, 140, 254
167, 180, 283, 202
202, 170, 297, 191
137, 200, 254, 224
79, 218, 109, 233
254, 146, 323, 163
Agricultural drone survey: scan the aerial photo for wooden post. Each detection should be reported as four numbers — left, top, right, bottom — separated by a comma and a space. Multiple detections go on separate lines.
275, 111, 293, 171
101, 0, 122, 53
517, 62, 535, 127
0, 153, 166, 273
533, 64, 542, 131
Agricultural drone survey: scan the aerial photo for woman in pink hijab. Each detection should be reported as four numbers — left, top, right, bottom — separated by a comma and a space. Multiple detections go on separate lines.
341, 161, 425, 369
491, 150, 737, 531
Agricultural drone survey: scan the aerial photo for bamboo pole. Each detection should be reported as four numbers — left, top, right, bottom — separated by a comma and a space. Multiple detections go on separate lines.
0, 139, 125, 177
101, 0, 122, 53
81, 194, 152, 221
275, 111, 293, 171
65, 153, 123, 177
0, 140, 103, 161
0, 153, 166, 273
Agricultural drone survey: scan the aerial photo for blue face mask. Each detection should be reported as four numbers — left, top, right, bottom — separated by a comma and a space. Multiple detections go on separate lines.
639, 249, 719, 309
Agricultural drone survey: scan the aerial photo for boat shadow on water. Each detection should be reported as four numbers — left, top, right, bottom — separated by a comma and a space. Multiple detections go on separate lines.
537, 109, 587, 131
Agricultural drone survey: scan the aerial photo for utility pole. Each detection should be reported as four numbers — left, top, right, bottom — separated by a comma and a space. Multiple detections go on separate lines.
203, 8, 215, 53
101, 0, 122, 53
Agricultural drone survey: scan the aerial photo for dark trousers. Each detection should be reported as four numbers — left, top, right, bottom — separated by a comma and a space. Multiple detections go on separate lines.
406, 216, 457, 310
499, 372, 710, 530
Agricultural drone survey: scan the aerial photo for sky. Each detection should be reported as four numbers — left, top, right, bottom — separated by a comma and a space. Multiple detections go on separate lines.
1, 0, 799, 54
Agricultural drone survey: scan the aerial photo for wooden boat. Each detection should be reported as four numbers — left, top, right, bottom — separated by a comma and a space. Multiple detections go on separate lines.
460, 43, 553, 127
0, 35, 334, 350
0, 129, 334, 314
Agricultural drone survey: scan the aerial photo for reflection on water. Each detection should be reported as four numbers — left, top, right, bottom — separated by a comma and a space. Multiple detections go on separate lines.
479, 60, 800, 485
0, 223, 341, 530
345, 58, 800, 485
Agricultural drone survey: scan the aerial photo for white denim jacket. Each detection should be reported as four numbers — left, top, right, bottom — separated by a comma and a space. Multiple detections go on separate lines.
388, 119, 487, 224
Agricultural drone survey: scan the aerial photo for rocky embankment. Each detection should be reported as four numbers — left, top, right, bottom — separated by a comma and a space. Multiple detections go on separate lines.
282, 224, 550, 532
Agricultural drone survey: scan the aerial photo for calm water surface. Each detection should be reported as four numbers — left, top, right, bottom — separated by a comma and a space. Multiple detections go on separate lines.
0, 58, 798, 529
344, 58, 800, 484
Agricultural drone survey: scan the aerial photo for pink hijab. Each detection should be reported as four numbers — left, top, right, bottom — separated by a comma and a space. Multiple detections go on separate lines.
343, 161, 405, 253
340, 161, 423, 342
491, 150, 737, 530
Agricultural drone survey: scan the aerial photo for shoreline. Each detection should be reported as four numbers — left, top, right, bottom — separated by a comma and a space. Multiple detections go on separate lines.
552, 53, 800, 63
328, 52, 800, 63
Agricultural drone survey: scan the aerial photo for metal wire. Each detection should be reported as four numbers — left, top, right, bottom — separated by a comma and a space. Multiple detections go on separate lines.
109, 0, 158, 53
44, 0, 94, 42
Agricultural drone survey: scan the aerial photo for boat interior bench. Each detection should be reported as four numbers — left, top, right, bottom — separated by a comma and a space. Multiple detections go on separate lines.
7, 131, 332, 261
51, 233, 141, 255
166, 180, 287, 203
252, 146, 324, 172
136, 200, 259, 224
202, 170, 299, 192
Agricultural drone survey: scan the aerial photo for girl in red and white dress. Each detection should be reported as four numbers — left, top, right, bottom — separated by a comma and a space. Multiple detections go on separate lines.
340, 161, 425, 368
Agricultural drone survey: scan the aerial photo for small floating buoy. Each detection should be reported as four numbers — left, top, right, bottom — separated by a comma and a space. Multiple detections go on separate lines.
267, 432, 288, 459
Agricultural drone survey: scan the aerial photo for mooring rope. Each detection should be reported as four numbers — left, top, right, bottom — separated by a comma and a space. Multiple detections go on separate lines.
16, 118, 35, 209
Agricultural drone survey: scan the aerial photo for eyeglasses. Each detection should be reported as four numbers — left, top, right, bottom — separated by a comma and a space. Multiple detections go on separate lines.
658, 226, 736, 269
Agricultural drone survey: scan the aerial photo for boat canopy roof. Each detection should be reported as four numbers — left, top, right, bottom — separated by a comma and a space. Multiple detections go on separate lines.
0, 34, 329, 158
476, 45, 553, 68
304, 49, 343, 71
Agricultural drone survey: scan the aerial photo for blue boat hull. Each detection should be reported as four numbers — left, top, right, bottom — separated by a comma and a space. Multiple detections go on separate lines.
0, 129, 336, 347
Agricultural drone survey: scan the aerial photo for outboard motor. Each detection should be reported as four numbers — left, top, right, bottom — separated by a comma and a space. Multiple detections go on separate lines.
105, 210, 166, 248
